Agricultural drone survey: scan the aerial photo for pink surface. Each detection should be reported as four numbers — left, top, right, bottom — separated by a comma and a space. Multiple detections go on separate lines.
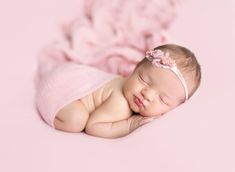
0, 0, 234, 172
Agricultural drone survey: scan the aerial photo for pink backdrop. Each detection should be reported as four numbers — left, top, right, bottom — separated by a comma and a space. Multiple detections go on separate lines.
0, 0, 234, 172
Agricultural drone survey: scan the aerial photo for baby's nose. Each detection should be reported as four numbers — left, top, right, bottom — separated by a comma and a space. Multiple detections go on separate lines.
141, 89, 156, 102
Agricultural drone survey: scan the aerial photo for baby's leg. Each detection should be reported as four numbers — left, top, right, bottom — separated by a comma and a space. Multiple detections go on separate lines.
54, 100, 89, 133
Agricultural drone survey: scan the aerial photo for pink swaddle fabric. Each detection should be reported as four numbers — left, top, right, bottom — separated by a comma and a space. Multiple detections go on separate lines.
35, 0, 181, 127
36, 62, 118, 127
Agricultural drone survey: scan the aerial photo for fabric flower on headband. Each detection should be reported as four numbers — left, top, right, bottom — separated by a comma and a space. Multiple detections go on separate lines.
145, 49, 176, 68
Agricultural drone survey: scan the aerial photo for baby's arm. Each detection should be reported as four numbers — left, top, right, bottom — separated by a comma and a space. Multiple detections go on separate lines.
85, 93, 155, 138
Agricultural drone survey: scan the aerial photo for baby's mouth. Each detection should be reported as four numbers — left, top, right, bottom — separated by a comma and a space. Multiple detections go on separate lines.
134, 96, 145, 108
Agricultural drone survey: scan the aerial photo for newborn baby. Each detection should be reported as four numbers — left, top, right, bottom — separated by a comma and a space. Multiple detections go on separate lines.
42, 44, 201, 138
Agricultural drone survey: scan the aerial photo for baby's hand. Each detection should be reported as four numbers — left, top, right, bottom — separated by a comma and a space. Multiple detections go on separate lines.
127, 115, 156, 133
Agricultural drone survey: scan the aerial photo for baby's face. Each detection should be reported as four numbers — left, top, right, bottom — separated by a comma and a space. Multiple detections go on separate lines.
122, 63, 186, 117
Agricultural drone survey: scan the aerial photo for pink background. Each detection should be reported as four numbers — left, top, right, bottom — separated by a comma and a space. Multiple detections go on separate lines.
0, 0, 234, 172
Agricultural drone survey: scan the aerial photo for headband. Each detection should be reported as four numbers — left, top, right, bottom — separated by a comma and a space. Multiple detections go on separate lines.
145, 49, 188, 101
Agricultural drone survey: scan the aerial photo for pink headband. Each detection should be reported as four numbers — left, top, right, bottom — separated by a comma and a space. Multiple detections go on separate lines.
145, 49, 188, 101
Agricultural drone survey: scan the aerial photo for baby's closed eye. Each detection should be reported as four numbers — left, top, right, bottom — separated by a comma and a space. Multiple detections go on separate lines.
159, 96, 170, 106
138, 74, 149, 85
159, 96, 167, 105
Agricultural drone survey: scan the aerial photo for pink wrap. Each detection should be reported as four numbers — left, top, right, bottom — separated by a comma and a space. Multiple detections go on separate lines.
35, 0, 180, 127
36, 62, 118, 127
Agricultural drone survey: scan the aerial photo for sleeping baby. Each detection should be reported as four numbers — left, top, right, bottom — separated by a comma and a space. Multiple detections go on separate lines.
36, 44, 201, 138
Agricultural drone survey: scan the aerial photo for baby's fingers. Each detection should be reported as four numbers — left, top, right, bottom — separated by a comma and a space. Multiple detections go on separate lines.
128, 115, 156, 132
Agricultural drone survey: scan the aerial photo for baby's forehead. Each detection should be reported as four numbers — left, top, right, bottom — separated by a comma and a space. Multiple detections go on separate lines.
138, 63, 162, 76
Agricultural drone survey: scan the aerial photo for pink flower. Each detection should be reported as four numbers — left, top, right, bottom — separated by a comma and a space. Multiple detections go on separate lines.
152, 59, 161, 67
152, 49, 164, 58
146, 49, 176, 68
160, 53, 175, 67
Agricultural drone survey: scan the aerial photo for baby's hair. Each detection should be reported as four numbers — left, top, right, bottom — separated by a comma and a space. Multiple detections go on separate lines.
136, 44, 201, 100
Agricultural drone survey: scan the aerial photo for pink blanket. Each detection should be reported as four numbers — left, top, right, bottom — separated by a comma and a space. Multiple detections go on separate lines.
35, 0, 180, 127
36, 62, 118, 127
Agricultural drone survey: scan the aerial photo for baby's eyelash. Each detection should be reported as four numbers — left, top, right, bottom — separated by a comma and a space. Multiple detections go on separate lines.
160, 97, 169, 106
139, 75, 148, 84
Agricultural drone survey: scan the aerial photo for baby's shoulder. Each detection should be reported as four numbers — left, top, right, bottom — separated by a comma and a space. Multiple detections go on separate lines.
104, 77, 132, 118
103, 76, 125, 99
101, 76, 124, 98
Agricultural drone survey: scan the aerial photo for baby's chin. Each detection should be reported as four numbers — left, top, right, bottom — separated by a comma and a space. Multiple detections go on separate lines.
132, 109, 154, 117
140, 113, 155, 117
138, 110, 163, 118
129, 104, 150, 116
129, 100, 161, 117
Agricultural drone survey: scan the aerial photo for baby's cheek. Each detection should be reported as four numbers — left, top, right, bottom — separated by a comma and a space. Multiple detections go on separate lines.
136, 81, 145, 91
140, 108, 154, 117
148, 105, 163, 117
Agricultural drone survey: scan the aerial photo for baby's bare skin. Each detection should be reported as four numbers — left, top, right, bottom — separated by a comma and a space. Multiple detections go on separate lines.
54, 76, 133, 137
80, 76, 130, 115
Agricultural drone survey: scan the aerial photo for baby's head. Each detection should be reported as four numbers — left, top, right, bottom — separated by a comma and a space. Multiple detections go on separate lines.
122, 44, 201, 117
